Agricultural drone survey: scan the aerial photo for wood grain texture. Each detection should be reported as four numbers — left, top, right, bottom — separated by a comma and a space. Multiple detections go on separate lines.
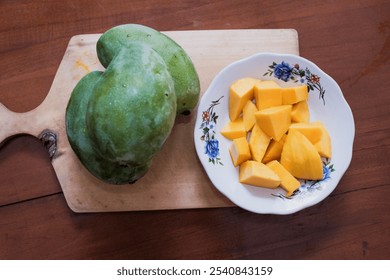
0, 0, 389, 259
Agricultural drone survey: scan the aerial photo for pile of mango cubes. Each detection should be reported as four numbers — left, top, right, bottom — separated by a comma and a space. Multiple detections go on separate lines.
221, 78, 331, 196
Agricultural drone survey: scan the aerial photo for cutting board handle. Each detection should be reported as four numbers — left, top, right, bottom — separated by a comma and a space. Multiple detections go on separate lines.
0, 102, 58, 158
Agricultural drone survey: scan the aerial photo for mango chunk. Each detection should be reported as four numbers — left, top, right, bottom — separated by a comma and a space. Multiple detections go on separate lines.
221, 78, 332, 193
280, 130, 323, 180
229, 78, 258, 121
313, 121, 332, 158
291, 100, 310, 123
242, 100, 257, 131
254, 80, 282, 110
266, 160, 301, 197
220, 118, 246, 140
254, 80, 280, 89
229, 137, 252, 167
262, 134, 287, 163
255, 105, 292, 141
289, 122, 323, 144
239, 160, 281, 188
281, 85, 308, 105
249, 124, 271, 162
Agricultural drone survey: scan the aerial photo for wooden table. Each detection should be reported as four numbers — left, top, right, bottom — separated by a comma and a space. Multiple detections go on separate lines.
0, 0, 389, 260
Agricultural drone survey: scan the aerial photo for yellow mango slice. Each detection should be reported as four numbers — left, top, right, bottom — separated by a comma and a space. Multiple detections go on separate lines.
220, 118, 246, 140
289, 122, 323, 144
255, 105, 292, 141
239, 160, 281, 188
254, 80, 280, 89
254, 80, 282, 110
266, 160, 301, 197
313, 121, 332, 158
229, 78, 258, 121
262, 134, 287, 163
291, 100, 310, 123
281, 85, 308, 105
242, 100, 257, 131
280, 130, 323, 180
249, 124, 271, 162
229, 137, 252, 167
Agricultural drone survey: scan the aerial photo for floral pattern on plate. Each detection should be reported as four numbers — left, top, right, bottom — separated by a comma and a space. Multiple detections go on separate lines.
264, 61, 326, 104
199, 96, 224, 165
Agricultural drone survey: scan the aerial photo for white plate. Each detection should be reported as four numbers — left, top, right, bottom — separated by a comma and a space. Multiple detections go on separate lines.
194, 53, 355, 214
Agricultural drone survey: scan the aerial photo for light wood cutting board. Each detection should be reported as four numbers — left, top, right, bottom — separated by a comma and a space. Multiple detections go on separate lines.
0, 29, 299, 212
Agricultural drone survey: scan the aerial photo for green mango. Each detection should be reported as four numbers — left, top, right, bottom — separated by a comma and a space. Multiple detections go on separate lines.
87, 43, 177, 165
66, 71, 151, 184
96, 24, 200, 115
66, 43, 176, 184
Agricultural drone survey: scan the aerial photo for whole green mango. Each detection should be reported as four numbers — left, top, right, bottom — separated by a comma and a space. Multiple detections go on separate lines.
66, 42, 176, 184
96, 24, 200, 115
87, 43, 177, 165
66, 71, 151, 184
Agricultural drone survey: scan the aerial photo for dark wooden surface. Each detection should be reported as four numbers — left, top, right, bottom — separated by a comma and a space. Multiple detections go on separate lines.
0, 0, 389, 260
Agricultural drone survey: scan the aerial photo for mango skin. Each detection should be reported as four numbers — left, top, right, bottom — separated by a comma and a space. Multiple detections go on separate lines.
96, 24, 200, 115
66, 71, 151, 184
87, 43, 177, 166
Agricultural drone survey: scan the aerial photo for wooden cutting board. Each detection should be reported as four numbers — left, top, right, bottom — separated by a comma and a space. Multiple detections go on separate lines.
0, 29, 299, 212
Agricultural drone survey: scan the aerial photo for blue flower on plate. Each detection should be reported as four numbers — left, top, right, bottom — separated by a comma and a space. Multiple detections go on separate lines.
199, 96, 224, 165
205, 139, 219, 159
273, 61, 293, 82
322, 163, 333, 181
